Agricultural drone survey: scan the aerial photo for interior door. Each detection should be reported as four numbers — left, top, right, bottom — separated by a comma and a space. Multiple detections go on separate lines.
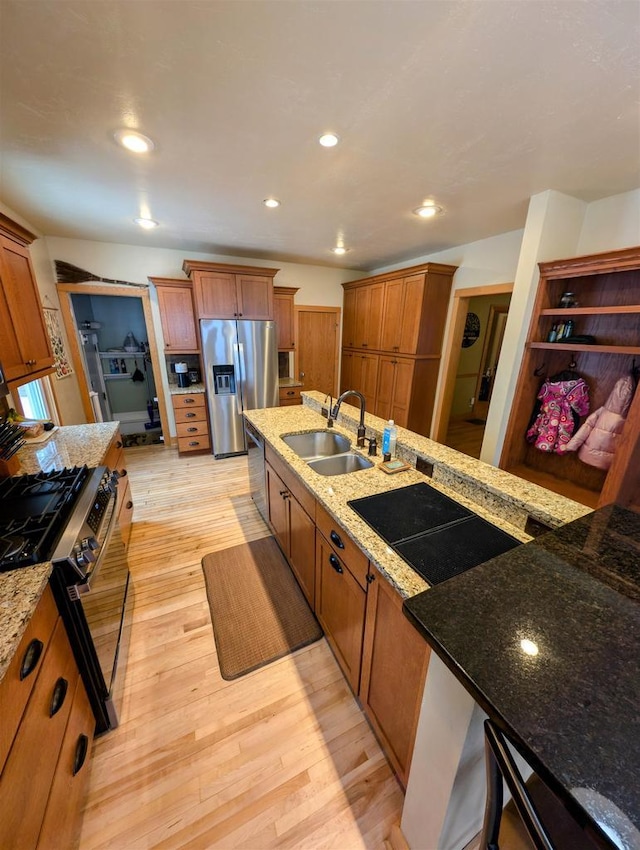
296, 307, 340, 397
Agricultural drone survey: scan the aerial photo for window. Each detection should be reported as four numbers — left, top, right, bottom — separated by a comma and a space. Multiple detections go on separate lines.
16, 377, 58, 422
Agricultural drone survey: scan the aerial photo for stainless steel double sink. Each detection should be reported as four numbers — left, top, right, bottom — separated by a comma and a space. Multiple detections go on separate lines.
282, 430, 374, 475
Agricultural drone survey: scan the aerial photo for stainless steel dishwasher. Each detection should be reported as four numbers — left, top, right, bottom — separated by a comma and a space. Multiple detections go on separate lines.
245, 420, 268, 523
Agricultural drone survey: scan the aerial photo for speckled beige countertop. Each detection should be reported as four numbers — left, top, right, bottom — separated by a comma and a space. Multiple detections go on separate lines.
279, 378, 304, 388
244, 392, 592, 600
169, 382, 206, 395
0, 421, 120, 682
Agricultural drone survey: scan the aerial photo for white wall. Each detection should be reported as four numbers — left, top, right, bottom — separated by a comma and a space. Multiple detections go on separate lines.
577, 188, 640, 254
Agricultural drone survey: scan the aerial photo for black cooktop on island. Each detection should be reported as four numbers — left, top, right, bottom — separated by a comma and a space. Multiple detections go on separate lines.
348, 482, 521, 585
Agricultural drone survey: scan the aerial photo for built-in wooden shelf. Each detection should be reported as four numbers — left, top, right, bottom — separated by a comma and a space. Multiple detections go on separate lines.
528, 342, 640, 355
540, 305, 640, 316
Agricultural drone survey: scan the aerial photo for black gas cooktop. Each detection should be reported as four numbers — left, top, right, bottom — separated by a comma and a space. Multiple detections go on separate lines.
348, 482, 521, 586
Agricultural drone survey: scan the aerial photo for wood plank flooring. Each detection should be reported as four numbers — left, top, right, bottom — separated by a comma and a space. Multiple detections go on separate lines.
444, 419, 485, 459
79, 446, 403, 849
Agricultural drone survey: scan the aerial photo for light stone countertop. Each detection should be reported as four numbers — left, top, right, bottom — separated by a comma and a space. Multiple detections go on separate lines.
279, 377, 304, 388
169, 382, 205, 395
244, 392, 592, 600
0, 421, 120, 682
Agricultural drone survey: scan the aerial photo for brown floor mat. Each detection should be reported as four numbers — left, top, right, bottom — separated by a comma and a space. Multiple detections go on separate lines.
202, 536, 322, 680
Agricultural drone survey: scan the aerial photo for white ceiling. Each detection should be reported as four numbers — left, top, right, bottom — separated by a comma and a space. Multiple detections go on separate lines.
1, 0, 639, 272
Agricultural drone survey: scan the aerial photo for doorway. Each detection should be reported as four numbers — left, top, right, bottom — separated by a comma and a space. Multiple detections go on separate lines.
432, 284, 513, 459
295, 306, 341, 397
57, 282, 169, 446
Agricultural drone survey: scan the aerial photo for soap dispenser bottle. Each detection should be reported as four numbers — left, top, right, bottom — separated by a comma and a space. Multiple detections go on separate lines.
382, 419, 397, 460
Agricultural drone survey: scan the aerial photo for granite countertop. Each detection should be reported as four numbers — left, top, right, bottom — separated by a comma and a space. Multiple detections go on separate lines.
244, 392, 590, 600
169, 382, 205, 395
279, 377, 304, 388
404, 505, 640, 849
0, 421, 119, 683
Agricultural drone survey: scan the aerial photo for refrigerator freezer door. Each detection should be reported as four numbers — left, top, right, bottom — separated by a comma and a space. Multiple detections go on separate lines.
201, 319, 246, 457
236, 320, 279, 411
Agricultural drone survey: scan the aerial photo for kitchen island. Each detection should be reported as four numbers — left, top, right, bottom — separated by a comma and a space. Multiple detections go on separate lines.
244, 392, 598, 833
404, 505, 640, 850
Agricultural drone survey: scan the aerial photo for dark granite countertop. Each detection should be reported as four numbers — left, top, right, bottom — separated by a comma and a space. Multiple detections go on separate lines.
404, 504, 640, 850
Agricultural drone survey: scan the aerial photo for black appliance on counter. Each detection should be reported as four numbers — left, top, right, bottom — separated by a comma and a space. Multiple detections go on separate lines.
348, 482, 521, 585
0, 465, 133, 734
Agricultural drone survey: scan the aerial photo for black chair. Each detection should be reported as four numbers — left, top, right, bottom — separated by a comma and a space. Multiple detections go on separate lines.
480, 720, 605, 850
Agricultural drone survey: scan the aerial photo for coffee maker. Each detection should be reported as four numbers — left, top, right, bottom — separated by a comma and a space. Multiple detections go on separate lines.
175, 362, 190, 388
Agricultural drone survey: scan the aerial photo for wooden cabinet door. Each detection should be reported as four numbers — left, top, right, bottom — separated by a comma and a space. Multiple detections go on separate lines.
340, 349, 354, 394
155, 284, 199, 352
37, 676, 94, 850
236, 274, 274, 319
375, 356, 396, 421
315, 533, 366, 694
0, 235, 54, 381
342, 288, 358, 348
351, 353, 379, 412
380, 279, 404, 352
193, 271, 238, 318
398, 274, 426, 353
360, 567, 430, 787
266, 462, 289, 557
354, 283, 383, 350
390, 357, 414, 427
288, 495, 316, 608
274, 290, 295, 350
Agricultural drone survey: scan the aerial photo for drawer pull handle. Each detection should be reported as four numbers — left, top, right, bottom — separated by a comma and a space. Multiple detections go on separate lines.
126, 500, 133, 510
187, 427, 198, 432
184, 398, 195, 404
185, 412, 196, 418
50, 677, 69, 717
116, 440, 123, 449
119, 468, 127, 478
330, 530, 344, 549
286, 391, 295, 396
20, 639, 44, 680
73, 734, 89, 776
328, 553, 343, 574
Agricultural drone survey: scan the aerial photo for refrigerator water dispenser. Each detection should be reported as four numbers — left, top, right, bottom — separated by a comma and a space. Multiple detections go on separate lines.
213, 364, 236, 395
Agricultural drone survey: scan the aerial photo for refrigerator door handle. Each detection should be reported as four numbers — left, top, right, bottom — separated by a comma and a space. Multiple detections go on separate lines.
232, 343, 243, 415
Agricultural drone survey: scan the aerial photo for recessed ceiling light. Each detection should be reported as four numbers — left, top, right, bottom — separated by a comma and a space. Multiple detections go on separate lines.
114, 129, 155, 153
134, 217, 159, 229
263, 198, 281, 208
331, 246, 348, 255
319, 133, 339, 148
414, 202, 443, 219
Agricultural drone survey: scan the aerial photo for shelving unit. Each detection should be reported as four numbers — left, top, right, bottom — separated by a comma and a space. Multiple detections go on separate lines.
500, 246, 640, 510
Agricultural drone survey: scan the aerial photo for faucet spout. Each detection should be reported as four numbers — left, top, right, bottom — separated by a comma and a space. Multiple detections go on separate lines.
330, 390, 367, 446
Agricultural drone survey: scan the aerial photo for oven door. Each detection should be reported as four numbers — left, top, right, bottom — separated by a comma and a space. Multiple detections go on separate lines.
54, 492, 134, 733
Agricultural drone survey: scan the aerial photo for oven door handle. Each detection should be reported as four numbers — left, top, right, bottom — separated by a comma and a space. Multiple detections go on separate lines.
72, 492, 119, 596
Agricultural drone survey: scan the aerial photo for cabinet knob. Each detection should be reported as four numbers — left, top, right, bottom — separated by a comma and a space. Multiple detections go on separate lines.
328, 553, 343, 574
19, 639, 44, 681
126, 500, 133, 510
49, 677, 69, 717
330, 530, 344, 549
188, 441, 200, 447
286, 391, 295, 396
366, 573, 376, 584
116, 440, 123, 449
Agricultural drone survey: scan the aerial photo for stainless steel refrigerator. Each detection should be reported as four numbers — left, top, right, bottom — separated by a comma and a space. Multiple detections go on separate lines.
200, 319, 279, 457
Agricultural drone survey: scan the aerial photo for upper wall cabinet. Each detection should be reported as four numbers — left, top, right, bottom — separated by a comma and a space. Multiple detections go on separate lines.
273, 286, 299, 351
0, 214, 54, 384
500, 246, 640, 511
150, 277, 200, 353
182, 260, 278, 320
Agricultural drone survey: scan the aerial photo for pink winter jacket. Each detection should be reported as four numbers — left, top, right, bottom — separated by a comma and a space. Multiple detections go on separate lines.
565, 374, 636, 470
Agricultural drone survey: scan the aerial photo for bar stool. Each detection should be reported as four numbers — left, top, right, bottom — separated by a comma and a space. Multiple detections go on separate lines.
480, 720, 605, 850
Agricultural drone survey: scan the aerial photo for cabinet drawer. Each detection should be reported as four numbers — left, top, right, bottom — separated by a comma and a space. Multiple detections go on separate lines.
177, 433, 211, 453
177, 420, 209, 438
171, 393, 205, 411
315, 503, 370, 590
0, 586, 59, 771
0, 618, 80, 850
174, 406, 207, 424
104, 431, 126, 476
37, 676, 94, 850
265, 444, 315, 519
279, 386, 302, 405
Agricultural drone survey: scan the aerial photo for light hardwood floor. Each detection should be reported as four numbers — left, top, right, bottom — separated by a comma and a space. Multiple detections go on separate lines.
79, 446, 404, 850
444, 419, 485, 460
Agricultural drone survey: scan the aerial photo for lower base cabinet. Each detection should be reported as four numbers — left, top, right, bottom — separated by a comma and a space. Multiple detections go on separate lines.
359, 565, 431, 787
315, 531, 367, 694
262, 445, 429, 787
0, 586, 94, 850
